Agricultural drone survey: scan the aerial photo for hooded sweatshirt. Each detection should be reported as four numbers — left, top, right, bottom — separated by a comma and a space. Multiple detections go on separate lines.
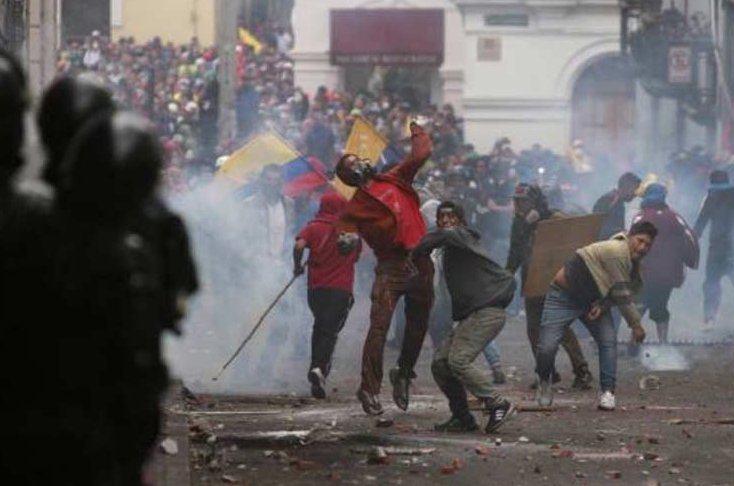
297, 192, 361, 291
412, 226, 516, 321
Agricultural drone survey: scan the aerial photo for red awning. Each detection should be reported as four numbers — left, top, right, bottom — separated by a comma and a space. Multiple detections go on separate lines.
330, 9, 444, 66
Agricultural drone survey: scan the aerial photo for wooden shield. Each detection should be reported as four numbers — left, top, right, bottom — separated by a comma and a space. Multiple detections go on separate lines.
523, 214, 606, 297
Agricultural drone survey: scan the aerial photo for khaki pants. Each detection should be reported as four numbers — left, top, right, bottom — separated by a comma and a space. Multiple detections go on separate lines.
431, 306, 506, 418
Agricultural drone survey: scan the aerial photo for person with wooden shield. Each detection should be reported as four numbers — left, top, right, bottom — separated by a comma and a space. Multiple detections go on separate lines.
506, 183, 594, 390
535, 221, 655, 411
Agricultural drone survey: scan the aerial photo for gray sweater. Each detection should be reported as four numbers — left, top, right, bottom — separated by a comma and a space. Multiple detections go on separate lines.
412, 226, 516, 320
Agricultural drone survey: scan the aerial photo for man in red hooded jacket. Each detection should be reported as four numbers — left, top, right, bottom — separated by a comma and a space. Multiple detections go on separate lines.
336, 122, 434, 415
294, 191, 361, 399
632, 183, 699, 342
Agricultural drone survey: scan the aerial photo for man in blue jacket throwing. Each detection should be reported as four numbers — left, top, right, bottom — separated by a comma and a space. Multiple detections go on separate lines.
412, 201, 516, 433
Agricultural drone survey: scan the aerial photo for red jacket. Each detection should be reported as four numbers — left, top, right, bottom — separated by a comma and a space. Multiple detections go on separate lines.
632, 206, 699, 288
297, 192, 360, 291
338, 125, 432, 260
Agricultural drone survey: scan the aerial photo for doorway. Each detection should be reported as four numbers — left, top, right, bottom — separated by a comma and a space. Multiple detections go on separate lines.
572, 55, 637, 172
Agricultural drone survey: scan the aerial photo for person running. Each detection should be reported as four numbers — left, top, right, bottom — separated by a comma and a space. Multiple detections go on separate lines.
293, 191, 361, 398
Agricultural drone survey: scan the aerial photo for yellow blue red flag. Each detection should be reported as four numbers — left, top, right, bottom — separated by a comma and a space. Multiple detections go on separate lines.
215, 131, 331, 197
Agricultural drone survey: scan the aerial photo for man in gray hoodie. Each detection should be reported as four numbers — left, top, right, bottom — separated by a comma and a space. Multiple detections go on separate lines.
412, 201, 516, 433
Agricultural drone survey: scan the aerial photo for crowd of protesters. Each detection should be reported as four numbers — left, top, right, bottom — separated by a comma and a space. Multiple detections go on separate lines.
54, 26, 734, 334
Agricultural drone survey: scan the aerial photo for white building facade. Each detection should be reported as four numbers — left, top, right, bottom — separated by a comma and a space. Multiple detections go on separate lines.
291, 0, 625, 154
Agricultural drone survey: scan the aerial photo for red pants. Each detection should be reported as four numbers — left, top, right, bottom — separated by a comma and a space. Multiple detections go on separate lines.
360, 255, 434, 394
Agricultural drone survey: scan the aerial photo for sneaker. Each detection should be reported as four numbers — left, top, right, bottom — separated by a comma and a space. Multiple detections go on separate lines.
571, 368, 594, 390
485, 399, 516, 433
492, 369, 507, 385
308, 368, 326, 399
536, 379, 553, 407
434, 415, 478, 433
356, 389, 384, 415
597, 390, 616, 411
389, 367, 411, 411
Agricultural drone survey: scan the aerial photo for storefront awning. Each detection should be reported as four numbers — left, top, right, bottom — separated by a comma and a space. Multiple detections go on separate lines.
330, 9, 444, 66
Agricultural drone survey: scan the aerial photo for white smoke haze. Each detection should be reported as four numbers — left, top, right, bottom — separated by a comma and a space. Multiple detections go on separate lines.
162, 184, 312, 396
639, 344, 690, 371
161, 183, 373, 396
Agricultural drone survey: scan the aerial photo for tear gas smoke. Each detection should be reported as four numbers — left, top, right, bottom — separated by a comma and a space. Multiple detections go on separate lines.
161, 184, 369, 396
639, 345, 690, 371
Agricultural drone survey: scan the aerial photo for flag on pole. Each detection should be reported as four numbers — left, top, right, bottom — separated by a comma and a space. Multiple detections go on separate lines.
238, 28, 264, 54
344, 116, 403, 170
282, 156, 329, 197
214, 131, 330, 197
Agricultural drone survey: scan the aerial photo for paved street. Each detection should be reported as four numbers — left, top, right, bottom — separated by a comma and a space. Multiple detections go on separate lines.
156, 312, 734, 486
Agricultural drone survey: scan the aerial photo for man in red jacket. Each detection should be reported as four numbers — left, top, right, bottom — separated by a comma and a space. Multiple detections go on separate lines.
294, 191, 361, 399
336, 122, 434, 415
632, 183, 699, 342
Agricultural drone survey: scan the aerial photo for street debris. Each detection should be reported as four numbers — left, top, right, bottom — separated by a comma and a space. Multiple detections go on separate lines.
669, 467, 682, 475
289, 458, 320, 471
375, 418, 394, 428
351, 446, 436, 456
221, 474, 240, 483
159, 438, 179, 455
575, 471, 587, 478
367, 446, 390, 465
518, 436, 530, 443
551, 449, 574, 459
518, 404, 557, 412
440, 458, 464, 475
606, 470, 622, 479
474, 445, 492, 456
668, 417, 734, 425
639, 375, 662, 390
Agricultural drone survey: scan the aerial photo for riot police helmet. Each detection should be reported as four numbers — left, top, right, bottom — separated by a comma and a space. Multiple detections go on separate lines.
58, 111, 161, 219
37, 76, 115, 186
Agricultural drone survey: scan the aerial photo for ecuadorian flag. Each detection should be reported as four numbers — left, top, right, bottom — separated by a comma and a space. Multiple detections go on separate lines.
215, 132, 328, 197
345, 116, 403, 171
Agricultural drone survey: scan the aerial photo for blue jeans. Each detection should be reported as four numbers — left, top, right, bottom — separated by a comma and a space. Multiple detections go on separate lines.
536, 286, 617, 391
482, 341, 502, 370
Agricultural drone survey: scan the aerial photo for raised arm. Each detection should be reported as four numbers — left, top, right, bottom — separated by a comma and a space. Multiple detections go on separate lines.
387, 122, 433, 185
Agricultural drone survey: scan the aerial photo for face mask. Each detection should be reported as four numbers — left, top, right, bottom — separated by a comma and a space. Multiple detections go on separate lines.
348, 159, 375, 185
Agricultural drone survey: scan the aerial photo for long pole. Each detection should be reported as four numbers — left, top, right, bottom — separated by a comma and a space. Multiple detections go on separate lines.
212, 272, 301, 381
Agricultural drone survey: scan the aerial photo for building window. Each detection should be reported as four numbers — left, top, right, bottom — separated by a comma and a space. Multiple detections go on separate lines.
111, 0, 123, 27
484, 14, 529, 27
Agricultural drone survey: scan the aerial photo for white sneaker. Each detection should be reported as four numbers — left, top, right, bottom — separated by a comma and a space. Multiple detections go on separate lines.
308, 368, 326, 399
597, 390, 616, 411
535, 379, 553, 407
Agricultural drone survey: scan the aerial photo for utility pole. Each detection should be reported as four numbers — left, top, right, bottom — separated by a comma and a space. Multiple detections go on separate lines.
216, 0, 239, 149
25, 0, 60, 97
